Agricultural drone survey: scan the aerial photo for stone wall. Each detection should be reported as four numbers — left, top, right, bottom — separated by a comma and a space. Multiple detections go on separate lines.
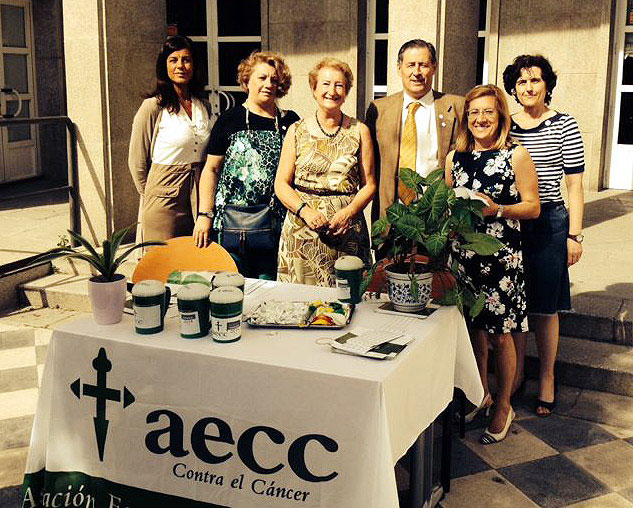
32, 0, 66, 183
493, 0, 612, 191
267, 0, 359, 118
63, 0, 165, 240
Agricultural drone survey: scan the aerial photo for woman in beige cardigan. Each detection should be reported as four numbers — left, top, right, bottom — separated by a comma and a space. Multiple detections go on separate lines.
128, 36, 212, 242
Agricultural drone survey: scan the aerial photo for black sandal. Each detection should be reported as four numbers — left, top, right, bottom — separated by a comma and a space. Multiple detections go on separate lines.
535, 398, 556, 417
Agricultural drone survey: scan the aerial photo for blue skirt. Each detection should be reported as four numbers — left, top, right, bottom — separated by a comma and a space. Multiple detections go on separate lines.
521, 202, 571, 314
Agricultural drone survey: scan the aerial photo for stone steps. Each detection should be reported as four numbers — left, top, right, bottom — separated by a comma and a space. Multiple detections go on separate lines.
562, 294, 632, 346
524, 335, 633, 397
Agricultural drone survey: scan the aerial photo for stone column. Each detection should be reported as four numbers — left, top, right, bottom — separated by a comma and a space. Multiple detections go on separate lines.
387, 0, 478, 97
386, 0, 440, 95
63, 0, 165, 243
267, 0, 359, 118
495, 0, 612, 191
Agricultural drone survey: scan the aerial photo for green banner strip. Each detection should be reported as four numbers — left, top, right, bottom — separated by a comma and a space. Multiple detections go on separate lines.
22, 470, 230, 508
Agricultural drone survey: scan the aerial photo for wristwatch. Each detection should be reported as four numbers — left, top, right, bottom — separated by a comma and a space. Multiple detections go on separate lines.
198, 211, 213, 219
496, 205, 504, 218
568, 233, 584, 244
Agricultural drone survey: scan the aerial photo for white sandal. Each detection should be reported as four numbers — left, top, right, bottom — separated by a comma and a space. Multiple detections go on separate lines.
480, 407, 514, 444
463, 393, 493, 424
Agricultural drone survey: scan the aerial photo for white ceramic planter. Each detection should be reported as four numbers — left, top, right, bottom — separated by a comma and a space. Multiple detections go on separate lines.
88, 273, 127, 325
385, 264, 433, 313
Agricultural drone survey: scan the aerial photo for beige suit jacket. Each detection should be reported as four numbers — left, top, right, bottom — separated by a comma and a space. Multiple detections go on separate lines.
365, 90, 465, 222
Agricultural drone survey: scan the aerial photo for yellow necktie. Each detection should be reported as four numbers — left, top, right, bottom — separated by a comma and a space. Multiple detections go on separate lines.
398, 101, 421, 205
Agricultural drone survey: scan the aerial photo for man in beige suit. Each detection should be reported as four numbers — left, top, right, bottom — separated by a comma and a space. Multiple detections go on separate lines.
366, 39, 465, 223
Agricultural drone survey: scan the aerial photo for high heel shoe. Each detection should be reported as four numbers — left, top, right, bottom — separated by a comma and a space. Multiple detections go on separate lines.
480, 407, 514, 445
535, 382, 558, 418
463, 393, 493, 423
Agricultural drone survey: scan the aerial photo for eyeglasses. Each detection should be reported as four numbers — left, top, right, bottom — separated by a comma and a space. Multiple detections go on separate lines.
467, 108, 497, 119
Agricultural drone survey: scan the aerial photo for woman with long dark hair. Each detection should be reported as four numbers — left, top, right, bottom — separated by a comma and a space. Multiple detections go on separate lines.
129, 35, 211, 241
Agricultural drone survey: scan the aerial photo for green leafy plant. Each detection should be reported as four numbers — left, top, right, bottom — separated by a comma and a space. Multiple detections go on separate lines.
368, 167, 504, 317
33, 225, 165, 282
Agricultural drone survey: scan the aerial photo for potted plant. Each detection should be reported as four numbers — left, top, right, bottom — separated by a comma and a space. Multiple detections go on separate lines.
33, 226, 165, 324
367, 168, 504, 315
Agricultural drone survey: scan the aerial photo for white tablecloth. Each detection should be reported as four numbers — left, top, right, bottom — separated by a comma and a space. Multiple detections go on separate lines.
23, 282, 483, 508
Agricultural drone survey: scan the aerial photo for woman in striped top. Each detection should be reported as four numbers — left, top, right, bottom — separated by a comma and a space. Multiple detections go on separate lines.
503, 55, 585, 417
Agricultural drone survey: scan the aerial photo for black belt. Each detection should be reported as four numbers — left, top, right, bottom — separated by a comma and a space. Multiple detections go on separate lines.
294, 184, 354, 196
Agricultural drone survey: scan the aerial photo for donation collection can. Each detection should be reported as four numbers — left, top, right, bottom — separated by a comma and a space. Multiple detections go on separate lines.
176, 283, 210, 338
209, 286, 243, 343
131, 279, 171, 334
334, 255, 364, 304
211, 272, 245, 293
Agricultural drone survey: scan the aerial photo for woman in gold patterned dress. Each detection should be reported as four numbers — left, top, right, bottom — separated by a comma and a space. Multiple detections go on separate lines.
274, 58, 376, 286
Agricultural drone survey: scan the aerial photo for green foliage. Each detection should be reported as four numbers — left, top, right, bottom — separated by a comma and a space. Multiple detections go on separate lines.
31, 225, 165, 282
367, 167, 505, 317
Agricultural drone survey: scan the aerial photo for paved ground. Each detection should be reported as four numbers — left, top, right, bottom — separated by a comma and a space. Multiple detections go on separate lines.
0, 185, 70, 265
437, 382, 633, 507
0, 185, 632, 507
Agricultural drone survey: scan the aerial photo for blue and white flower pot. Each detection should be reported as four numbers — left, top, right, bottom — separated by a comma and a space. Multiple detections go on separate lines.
385, 264, 433, 313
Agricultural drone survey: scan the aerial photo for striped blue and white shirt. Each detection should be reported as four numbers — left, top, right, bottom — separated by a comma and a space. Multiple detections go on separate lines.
510, 112, 584, 204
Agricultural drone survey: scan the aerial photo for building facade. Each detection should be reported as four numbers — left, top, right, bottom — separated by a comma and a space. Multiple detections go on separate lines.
5, 0, 633, 239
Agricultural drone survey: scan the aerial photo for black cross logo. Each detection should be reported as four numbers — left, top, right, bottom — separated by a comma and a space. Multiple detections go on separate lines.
70, 348, 135, 461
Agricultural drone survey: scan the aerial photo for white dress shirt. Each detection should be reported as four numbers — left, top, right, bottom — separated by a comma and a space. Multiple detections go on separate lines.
152, 98, 211, 165
401, 89, 438, 177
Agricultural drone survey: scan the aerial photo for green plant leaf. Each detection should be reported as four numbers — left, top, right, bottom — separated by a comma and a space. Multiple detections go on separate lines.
394, 215, 424, 242
408, 273, 420, 300
400, 168, 424, 192
425, 168, 445, 185
386, 203, 408, 224
64, 252, 108, 277
359, 263, 378, 297
469, 291, 486, 318
371, 217, 388, 236
109, 225, 134, 262
67, 229, 101, 262
102, 240, 113, 278
434, 286, 464, 315
430, 182, 450, 221
460, 232, 504, 255
112, 241, 166, 275
424, 231, 448, 257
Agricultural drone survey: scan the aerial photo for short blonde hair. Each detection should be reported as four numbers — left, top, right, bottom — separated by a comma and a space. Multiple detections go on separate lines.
308, 58, 354, 93
455, 84, 513, 152
237, 51, 292, 98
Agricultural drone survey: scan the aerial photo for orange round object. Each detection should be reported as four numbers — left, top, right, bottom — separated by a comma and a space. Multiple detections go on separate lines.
132, 236, 238, 283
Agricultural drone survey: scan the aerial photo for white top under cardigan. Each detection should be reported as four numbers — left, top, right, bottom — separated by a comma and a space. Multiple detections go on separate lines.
152, 98, 212, 165
401, 89, 439, 177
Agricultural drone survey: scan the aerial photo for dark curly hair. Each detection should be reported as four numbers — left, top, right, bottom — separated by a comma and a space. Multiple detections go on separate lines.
502, 54, 557, 105
147, 35, 206, 113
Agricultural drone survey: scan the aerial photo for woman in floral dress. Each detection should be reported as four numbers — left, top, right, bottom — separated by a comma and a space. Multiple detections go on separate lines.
193, 51, 299, 278
275, 58, 375, 286
445, 84, 539, 444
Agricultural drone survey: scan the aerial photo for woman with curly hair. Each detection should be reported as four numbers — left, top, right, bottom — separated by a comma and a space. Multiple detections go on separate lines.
503, 55, 585, 417
193, 51, 299, 279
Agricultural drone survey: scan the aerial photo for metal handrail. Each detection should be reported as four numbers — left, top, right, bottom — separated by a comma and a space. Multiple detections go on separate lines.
0, 115, 80, 259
